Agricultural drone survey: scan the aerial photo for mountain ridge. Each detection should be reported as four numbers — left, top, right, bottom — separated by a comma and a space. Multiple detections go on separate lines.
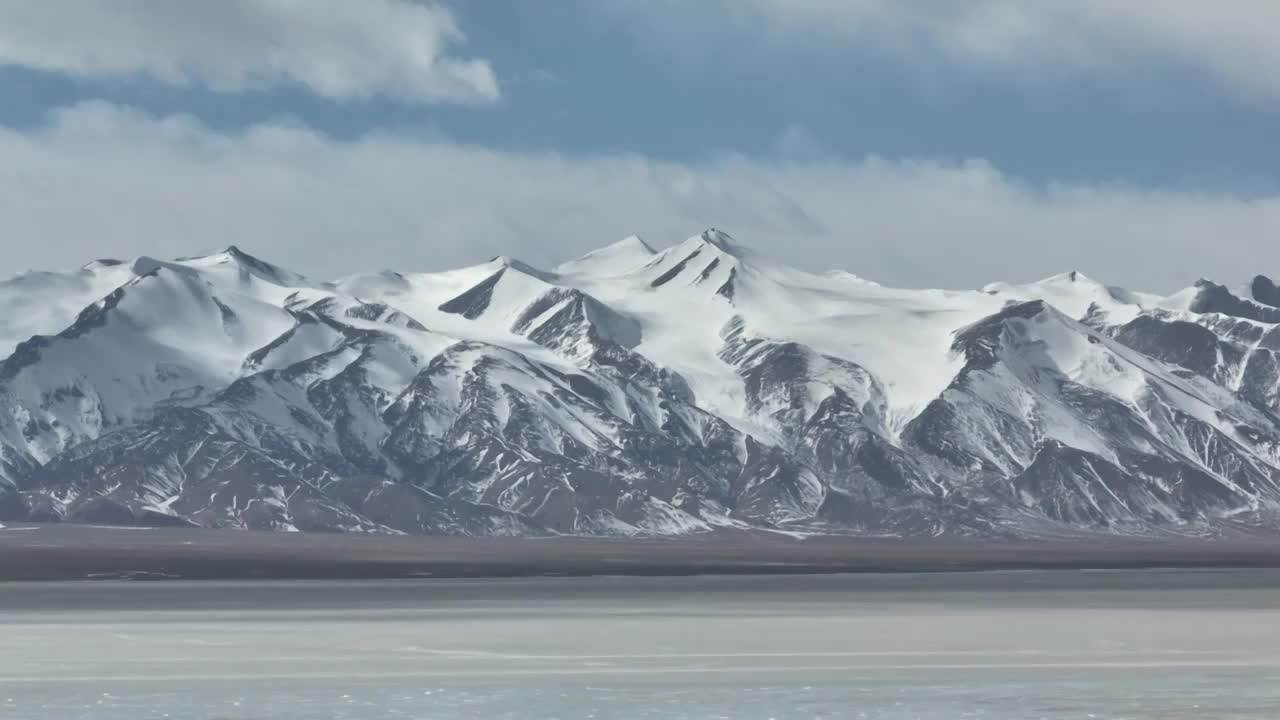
3, 230, 1280, 538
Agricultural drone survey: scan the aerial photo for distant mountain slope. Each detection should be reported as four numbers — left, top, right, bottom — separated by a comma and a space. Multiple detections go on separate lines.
3, 230, 1280, 537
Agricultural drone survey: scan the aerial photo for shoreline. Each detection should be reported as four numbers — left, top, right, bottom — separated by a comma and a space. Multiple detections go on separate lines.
5, 523, 1280, 581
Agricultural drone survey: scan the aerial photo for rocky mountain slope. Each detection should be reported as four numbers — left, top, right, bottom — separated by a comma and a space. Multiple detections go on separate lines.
3, 230, 1280, 537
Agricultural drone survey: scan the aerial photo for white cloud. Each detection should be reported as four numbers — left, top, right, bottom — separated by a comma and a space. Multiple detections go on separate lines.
606, 0, 1280, 102
0, 0, 498, 104
2, 102, 1278, 292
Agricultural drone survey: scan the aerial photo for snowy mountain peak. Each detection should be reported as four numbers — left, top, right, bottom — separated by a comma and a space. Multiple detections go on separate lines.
981, 270, 1146, 323
660, 229, 753, 262
129, 255, 202, 279
488, 255, 558, 283
678, 228, 756, 266
636, 229, 755, 299
1051, 270, 1084, 283
556, 235, 656, 277
698, 228, 744, 255
176, 246, 306, 289
986, 269, 1098, 293
619, 234, 656, 253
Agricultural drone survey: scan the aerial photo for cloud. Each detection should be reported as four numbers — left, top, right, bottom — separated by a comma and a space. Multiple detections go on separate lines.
605, 0, 1280, 102
0, 0, 498, 104
1, 102, 1277, 292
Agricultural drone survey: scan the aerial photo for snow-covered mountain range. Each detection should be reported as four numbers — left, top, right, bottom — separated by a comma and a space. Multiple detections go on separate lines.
3, 229, 1280, 537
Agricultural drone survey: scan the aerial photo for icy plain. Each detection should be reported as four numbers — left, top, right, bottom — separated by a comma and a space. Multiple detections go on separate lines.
4, 570, 1280, 719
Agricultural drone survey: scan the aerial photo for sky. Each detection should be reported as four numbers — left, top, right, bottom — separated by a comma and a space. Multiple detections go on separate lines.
1, 0, 1278, 292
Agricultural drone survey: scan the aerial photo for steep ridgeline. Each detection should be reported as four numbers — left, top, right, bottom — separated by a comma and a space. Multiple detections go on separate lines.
3, 232, 1280, 538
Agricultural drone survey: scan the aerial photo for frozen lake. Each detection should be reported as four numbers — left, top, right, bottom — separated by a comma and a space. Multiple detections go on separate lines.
3, 570, 1280, 718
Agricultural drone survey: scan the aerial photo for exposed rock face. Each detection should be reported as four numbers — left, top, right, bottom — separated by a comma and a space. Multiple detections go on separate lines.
3, 232, 1280, 538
